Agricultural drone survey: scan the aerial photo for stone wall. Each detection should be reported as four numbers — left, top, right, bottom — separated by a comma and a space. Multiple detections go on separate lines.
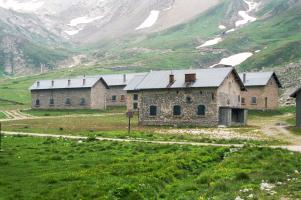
241, 77, 279, 110
217, 72, 242, 108
138, 88, 219, 127
106, 86, 127, 106
91, 81, 107, 109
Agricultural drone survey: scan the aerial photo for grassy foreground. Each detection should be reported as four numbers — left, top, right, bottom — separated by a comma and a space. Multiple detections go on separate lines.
0, 136, 301, 200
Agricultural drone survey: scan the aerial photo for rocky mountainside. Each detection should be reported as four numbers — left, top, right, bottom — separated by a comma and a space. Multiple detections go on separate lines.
0, 0, 301, 95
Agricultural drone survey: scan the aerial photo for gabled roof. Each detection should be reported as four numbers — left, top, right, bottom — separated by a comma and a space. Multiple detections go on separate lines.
291, 87, 301, 98
125, 67, 245, 91
239, 72, 282, 88
30, 77, 109, 91
83, 73, 147, 87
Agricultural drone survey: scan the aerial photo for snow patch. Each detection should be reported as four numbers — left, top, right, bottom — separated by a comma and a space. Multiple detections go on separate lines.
226, 28, 236, 34
136, 10, 160, 30
68, 16, 104, 27
196, 37, 222, 49
64, 29, 83, 36
219, 25, 226, 30
235, 0, 259, 27
0, 0, 44, 12
210, 52, 253, 68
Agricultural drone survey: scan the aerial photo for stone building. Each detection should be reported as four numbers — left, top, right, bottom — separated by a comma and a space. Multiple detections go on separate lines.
290, 87, 301, 128
239, 72, 282, 110
125, 67, 248, 127
82, 73, 146, 107
30, 77, 109, 109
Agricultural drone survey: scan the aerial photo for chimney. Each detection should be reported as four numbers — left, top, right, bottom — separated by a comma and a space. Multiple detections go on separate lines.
243, 73, 246, 83
68, 79, 71, 86
37, 81, 40, 87
185, 73, 196, 83
169, 74, 175, 84
123, 74, 126, 83
51, 80, 54, 87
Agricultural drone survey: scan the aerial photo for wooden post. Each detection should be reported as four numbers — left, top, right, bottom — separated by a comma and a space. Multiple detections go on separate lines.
128, 116, 131, 134
126, 111, 133, 134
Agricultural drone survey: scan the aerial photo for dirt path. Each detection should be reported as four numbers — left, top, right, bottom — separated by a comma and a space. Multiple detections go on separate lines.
3, 131, 301, 153
2, 110, 36, 120
249, 113, 301, 146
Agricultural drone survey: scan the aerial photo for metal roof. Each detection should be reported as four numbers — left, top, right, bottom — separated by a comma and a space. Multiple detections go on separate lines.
239, 72, 282, 87
30, 77, 108, 91
125, 67, 244, 91
291, 87, 301, 98
124, 74, 148, 91
82, 73, 147, 87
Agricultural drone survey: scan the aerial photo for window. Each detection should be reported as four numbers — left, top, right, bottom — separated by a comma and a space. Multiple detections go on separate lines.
112, 95, 117, 101
238, 95, 241, 103
173, 105, 181, 116
150, 106, 157, 116
133, 103, 138, 110
241, 97, 246, 105
120, 95, 126, 102
133, 94, 138, 101
80, 98, 86, 106
65, 98, 71, 105
186, 96, 192, 104
197, 105, 206, 116
176, 90, 180, 95
200, 91, 203, 95
49, 98, 54, 105
35, 99, 40, 106
251, 97, 257, 104
211, 93, 215, 101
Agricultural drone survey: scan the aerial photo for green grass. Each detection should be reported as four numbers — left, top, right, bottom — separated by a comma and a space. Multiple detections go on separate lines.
0, 136, 301, 199
21, 106, 126, 117
0, 111, 6, 119
1, 113, 285, 145
249, 106, 295, 118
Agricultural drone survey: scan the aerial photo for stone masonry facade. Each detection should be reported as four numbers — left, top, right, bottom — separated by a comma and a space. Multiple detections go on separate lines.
241, 77, 279, 110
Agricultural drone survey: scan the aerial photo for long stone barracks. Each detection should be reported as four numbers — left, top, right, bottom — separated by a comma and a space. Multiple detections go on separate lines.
30, 77, 109, 109
125, 67, 248, 127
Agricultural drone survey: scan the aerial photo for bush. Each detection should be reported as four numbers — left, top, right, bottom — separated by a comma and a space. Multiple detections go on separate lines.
235, 172, 250, 181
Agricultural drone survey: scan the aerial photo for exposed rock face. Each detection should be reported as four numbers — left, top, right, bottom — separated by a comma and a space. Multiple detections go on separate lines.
0, 36, 27, 74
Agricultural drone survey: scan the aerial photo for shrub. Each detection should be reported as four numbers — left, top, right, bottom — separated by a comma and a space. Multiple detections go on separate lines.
235, 172, 250, 181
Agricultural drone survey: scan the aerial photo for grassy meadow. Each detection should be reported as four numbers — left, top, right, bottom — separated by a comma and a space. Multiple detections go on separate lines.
1, 136, 301, 200
1, 110, 286, 146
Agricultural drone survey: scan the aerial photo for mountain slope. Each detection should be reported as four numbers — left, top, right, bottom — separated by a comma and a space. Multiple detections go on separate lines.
0, 8, 73, 75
